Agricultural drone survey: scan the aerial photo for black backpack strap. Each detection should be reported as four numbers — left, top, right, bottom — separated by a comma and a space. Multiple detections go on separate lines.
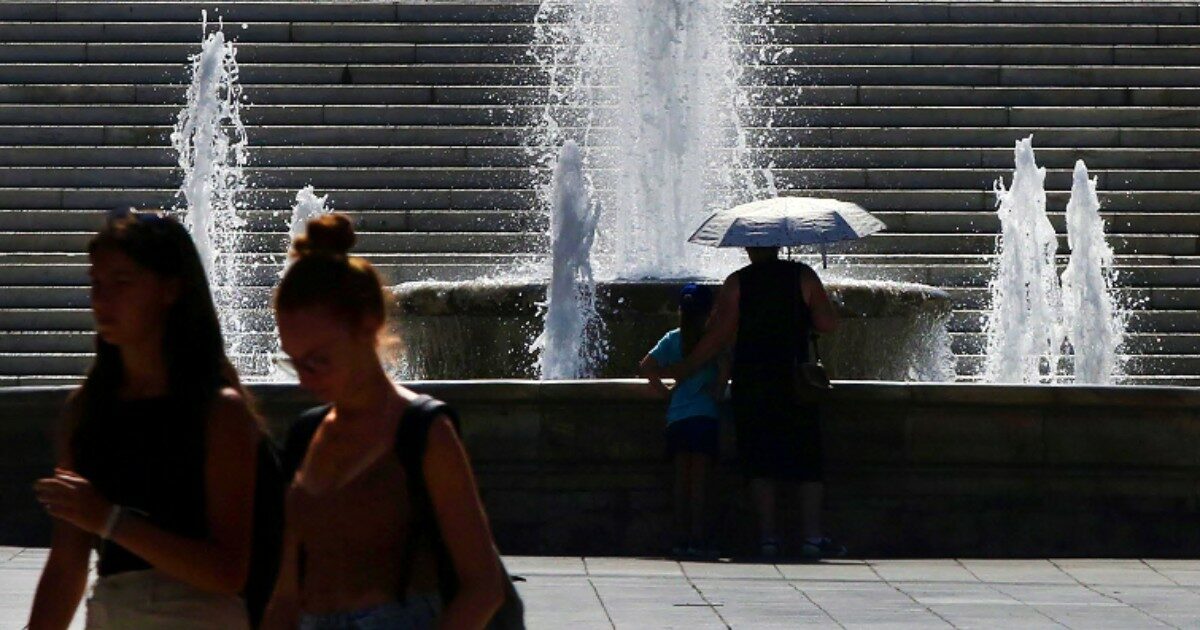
278, 405, 330, 596
280, 405, 331, 482
395, 395, 459, 600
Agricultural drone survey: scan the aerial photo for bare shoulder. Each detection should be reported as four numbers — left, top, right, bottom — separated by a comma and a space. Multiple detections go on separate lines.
207, 387, 259, 442
425, 415, 462, 454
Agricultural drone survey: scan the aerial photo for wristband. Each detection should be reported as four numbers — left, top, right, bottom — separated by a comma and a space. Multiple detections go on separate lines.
100, 505, 123, 540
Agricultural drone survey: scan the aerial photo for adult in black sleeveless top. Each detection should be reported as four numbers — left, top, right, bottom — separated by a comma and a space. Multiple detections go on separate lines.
666, 247, 843, 559
29, 211, 260, 630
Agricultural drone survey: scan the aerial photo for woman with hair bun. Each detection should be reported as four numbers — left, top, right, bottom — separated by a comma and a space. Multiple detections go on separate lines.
262, 214, 507, 629
28, 209, 259, 629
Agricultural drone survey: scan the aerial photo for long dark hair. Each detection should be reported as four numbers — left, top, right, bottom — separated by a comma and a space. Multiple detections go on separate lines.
679, 284, 714, 357
70, 209, 250, 458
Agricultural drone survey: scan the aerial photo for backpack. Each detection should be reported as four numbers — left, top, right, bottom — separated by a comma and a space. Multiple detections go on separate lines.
282, 396, 526, 629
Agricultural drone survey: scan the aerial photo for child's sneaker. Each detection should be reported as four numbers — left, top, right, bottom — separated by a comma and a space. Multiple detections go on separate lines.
801, 537, 847, 561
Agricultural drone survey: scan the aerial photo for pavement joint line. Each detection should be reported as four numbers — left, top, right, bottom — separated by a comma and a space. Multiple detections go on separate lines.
1046, 558, 1179, 629
1140, 558, 1186, 588
581, 557, 617, 630
865, 560, 959, 629
776, 563, 847, 629
679, 563, 732, 629
953, 558, 1070, 629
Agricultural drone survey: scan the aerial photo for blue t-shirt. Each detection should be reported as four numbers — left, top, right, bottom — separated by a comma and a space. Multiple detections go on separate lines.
649, 329, 721, 423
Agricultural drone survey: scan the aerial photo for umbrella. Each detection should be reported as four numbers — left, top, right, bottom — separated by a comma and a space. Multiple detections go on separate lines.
688, 196, 887, 268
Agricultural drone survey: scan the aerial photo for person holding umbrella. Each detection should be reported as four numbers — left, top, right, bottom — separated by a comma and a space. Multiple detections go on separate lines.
664, 197, 885, 559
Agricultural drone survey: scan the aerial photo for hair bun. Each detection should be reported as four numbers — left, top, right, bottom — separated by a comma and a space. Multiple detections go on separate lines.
293, 213, 355, 259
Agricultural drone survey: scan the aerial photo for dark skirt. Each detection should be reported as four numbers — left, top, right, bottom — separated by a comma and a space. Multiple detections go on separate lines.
731, 372, 823, 482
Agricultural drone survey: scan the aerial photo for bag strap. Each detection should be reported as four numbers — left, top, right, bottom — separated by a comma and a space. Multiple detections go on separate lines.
395, 395, 460, 600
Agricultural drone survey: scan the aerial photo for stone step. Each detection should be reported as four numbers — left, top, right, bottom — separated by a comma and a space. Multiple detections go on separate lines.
2, 187, 1198, 215
943, 287, 1200, 311
832, 264, 1200, 289
952, 309, 1200, 334
0, 208, 537, 232
11, 84, 1200, 108
3, 2, 1190, 27
778, 65, 1200, 88
955, 354, 1200, 377
0, 166, 1198, 192
7, 103, 1200, 130
0, 23, 533, 44
3, 22, 1197, 47
950, 332, 1200, 356
779, 3, 1200, 25
755, 24, 1200, 46
873, 212, 1200, 235
755, 86, 1200, 108
5, 62, 1200, 90
10, 125, 1200, 150
0, 231, 1193, 260
8, 43, 1200, 67
0, 3, 540, 23
0, 188, 536, 210
4, 145, 1198, 171
0, 229, 541, 258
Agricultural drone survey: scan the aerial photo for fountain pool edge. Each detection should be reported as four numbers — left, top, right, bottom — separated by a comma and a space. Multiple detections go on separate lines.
3, 381, 1199, 556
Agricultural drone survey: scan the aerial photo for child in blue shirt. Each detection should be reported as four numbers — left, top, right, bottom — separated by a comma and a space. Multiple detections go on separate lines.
639, 283, 727, 559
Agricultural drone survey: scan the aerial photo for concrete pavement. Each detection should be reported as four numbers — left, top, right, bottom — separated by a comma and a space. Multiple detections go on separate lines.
5, 548, 1200, 628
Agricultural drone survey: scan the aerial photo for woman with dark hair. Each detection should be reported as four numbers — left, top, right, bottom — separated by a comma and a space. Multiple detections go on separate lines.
28, 210, 260, 628
262, 213, 506, 629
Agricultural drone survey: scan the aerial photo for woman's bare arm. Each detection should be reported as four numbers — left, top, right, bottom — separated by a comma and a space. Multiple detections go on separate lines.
261, 488, 302, 630
29, 398, 91, 630
423, 418, 507, 629
801, 266, 838, 333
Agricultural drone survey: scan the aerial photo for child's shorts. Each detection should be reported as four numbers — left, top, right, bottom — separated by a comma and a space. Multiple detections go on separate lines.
665, 415, 720, 458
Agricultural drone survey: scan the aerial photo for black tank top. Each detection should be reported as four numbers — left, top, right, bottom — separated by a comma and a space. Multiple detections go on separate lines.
733, 259, 812, 378
72, 396, 208, 576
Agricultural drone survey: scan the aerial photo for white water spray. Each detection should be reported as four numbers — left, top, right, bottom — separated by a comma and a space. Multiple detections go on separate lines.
1061, 160, 1125, 383
286, 185, 331, 264
171, 14, 262, 374
532, 0, 774, 280
532, 140, 606, 378
983, 136, 1062, 383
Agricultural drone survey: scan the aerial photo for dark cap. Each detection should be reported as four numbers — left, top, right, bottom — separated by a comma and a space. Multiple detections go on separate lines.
679, 282, 714, 313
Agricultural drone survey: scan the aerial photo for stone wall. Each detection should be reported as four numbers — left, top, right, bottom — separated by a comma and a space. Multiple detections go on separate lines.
3, 381, 1200, 557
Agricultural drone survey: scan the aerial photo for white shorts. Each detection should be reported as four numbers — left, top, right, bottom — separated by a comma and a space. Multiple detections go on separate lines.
85, 570, 249, 630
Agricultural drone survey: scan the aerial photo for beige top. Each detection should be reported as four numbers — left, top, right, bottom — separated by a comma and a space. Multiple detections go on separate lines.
290, 451, 439, 614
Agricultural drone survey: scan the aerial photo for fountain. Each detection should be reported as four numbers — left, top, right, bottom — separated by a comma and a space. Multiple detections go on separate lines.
530, 141, 606, 378
982, 136, 1062, 384
1060, 160, 1126, 384
171, 15, 275, 377
393, 0, 954, 381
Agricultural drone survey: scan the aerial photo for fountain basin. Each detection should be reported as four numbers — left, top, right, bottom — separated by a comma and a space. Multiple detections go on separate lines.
392, 278, 953, 381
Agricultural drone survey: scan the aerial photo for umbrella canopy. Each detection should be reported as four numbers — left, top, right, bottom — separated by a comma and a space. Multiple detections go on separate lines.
688, 196, 887, 249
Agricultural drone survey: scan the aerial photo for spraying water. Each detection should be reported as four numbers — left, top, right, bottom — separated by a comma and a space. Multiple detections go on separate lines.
286, 185, 331, 267
171, 14, 262, 374
1060, 160, 1125, 383
983, 136, 1062, 383
531, 0, 774, 280
531, 141, 606, 378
